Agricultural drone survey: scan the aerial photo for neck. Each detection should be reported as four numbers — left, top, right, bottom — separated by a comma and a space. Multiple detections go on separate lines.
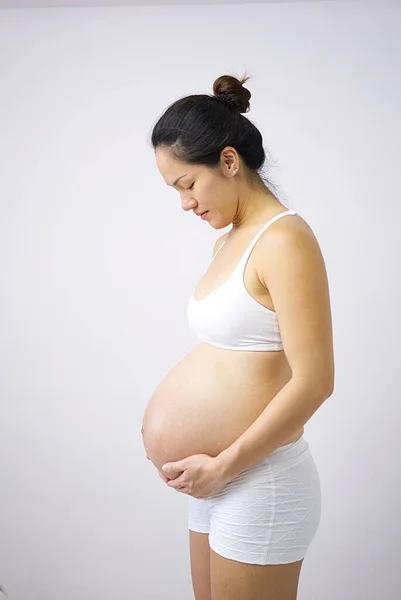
231, 188, 284, 231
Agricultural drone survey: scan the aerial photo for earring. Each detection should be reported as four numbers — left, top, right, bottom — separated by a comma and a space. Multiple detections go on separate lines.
233, 168, 238, 175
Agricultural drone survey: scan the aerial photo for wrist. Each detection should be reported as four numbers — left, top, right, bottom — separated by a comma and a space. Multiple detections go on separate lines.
214, 442, 242, 483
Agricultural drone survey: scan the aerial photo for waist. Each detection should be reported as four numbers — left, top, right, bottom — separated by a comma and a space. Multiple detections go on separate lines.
166, 342, 292, 399
195, 341, 290, 372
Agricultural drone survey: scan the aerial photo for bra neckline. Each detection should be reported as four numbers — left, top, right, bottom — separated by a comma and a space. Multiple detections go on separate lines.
191, 209, 297, 311
191, 244, 277, 316
191, 255, 245, 302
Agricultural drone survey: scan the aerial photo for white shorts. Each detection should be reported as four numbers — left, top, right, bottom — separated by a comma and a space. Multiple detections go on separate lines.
188, 436, 321, 565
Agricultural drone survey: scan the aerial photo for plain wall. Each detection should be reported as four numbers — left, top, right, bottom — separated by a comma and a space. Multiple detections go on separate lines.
0, 1, 400, 598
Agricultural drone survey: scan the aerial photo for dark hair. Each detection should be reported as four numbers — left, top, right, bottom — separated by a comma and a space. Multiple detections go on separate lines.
150, 73, 278, 194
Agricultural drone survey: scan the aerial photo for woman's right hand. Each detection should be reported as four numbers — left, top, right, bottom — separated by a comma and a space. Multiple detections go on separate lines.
145, 452, 170, 483
143, 437, 171, 483
158, 469, 170, 483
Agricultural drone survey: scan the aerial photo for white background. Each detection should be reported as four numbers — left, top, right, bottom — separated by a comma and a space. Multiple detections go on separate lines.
0, 1, 400, 598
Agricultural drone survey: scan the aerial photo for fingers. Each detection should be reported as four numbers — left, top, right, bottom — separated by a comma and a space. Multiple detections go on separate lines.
158, 470, 170, 483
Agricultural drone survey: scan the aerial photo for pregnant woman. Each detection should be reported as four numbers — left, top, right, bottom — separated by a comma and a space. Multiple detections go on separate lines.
141, 73, 335, 600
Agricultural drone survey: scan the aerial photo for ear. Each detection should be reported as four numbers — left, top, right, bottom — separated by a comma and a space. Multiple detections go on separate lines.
220, 146, 239, 175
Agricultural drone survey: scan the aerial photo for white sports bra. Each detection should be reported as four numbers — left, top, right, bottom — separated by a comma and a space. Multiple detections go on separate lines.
187, 209, 299, 351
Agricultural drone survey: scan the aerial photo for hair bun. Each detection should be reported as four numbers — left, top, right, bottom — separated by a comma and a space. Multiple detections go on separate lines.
212, 73, 252, 113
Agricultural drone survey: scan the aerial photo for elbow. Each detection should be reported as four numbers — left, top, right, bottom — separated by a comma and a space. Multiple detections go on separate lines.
318, 364, 335, 399
321, 376, 335, 399
308, 377, 335, 401
293, 373, 335, 399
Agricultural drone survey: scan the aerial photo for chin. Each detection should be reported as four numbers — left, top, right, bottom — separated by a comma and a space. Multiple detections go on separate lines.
216, 220, 232, 230
210, 217, 228, 230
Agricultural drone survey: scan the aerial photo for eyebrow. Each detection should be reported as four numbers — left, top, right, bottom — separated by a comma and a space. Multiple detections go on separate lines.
172, 174, 188, 187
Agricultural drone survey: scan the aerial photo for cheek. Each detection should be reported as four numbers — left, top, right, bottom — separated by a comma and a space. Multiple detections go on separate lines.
201, 182, 220, 205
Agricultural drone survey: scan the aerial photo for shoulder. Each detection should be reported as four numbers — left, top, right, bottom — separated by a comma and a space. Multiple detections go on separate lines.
266, 211, 312, 239
267, 212, 319, 251
256, 213, 320, 283
212, 232, 229, 256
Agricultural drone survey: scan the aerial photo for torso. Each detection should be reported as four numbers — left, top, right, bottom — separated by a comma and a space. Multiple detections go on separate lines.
142, 209, 304, 473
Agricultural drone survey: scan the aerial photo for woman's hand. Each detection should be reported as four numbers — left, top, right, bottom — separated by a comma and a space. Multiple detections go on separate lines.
145, 452, 171, 484
157, 468, 170, 483
160, 453, 230, 499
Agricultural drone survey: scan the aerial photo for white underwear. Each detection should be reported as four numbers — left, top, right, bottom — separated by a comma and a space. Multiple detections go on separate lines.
188, 436, 321, 565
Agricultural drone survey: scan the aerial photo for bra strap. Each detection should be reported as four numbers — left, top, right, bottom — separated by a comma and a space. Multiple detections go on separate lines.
238, 209, 298, 268
205, 208, 298, 274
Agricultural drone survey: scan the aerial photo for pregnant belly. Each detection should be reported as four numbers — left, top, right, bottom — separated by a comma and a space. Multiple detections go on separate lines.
141, 344, 291, 472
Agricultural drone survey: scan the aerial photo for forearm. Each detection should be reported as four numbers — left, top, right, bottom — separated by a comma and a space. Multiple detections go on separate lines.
215, 378, 332, 482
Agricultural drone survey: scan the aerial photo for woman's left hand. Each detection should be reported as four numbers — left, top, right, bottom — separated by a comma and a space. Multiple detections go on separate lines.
161, 453, 229, 499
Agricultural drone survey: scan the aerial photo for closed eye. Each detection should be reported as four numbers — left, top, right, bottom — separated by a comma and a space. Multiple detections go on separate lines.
187, 182, 195, 190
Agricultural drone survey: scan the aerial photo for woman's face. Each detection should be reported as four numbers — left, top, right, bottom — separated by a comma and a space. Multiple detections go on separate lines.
155, 146, 239, 230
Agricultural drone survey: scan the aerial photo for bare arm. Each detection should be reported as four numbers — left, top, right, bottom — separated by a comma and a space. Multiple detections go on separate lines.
215, 218, 335, 480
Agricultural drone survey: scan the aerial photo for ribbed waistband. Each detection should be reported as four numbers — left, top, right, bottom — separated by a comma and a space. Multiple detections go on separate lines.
269, 435, 307, 456
219, 436, 312, 491
261, 436, 310, 470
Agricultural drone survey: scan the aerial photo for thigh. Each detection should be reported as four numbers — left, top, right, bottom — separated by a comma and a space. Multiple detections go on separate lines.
210, 551, 303, 600
189, 530, 212, 600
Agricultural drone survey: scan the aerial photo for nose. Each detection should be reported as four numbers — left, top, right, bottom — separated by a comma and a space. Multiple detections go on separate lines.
180, 192, 197, 212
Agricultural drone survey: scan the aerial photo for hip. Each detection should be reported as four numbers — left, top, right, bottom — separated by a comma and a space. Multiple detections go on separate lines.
213, 435, 320, 499
188, 436, 322, 564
